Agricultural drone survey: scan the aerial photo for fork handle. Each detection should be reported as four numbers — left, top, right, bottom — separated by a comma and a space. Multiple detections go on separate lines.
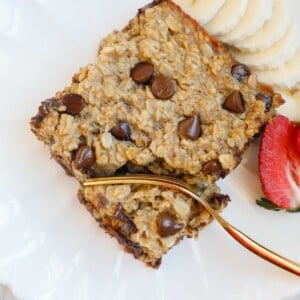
224, 224, 300, 276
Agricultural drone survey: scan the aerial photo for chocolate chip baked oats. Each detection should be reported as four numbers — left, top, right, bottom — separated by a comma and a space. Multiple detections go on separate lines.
30, 0, 283, 267
78, 181, 229, 267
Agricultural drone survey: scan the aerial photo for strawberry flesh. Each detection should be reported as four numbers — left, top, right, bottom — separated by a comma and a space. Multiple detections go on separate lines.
297, 129, 300, 152
259, 115, 300, 209
289, 126, 300, 187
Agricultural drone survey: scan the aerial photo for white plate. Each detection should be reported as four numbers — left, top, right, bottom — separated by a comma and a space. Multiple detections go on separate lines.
0, 0, 300, 299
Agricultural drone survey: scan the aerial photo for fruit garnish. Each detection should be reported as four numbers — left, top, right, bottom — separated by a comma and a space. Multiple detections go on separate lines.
259, 115, 300, 211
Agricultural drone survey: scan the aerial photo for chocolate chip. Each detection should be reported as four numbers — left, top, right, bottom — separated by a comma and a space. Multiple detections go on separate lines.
151, 74, 175, 100
130, 62, 154, 84
152, 258, 162, 269
114, 212, 133, 230
123, 239, 143, 258
202, 159, 223, 176
256, 93, 272, 111
231, 64, 251, 82
157, 212, 183, 237
178, 112, 202, 140
223, 90, 245, 114
111, 121, 131, 141
114, 203, 130, 222
30, 98, 56, 129
30, 114, 43, 129
62, 93, 86, 115
113, 230, 143, 258
114, 203, 138, 236
74, 145, 95, 171
208, 194, 231, 210
39, 98, 55, 117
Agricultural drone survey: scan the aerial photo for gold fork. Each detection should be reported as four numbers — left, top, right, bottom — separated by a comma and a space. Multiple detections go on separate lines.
83, 174, 300, 276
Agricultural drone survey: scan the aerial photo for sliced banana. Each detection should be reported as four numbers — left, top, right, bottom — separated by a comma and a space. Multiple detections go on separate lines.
231, 25, 300, 70
219, 0, 273, 44
256, 47, 300, 88
180, 0, 226, 25
235, 0, 290, 53
204, 0, 248, 36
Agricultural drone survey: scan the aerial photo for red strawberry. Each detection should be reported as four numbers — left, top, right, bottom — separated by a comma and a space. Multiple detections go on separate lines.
297, 129, 300, 150
259, 115, 300, 210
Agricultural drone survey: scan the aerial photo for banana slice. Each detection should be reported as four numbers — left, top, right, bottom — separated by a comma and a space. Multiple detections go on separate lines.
231, 25, 300, 70
204, 0, 248, 36
181, 0, 226, 25
256, 47, 300, 88
219, 0, 273, 44
235, 0, 290, 53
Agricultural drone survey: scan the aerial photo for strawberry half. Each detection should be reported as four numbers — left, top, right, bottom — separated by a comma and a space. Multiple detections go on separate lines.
259, 115, 300, 210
